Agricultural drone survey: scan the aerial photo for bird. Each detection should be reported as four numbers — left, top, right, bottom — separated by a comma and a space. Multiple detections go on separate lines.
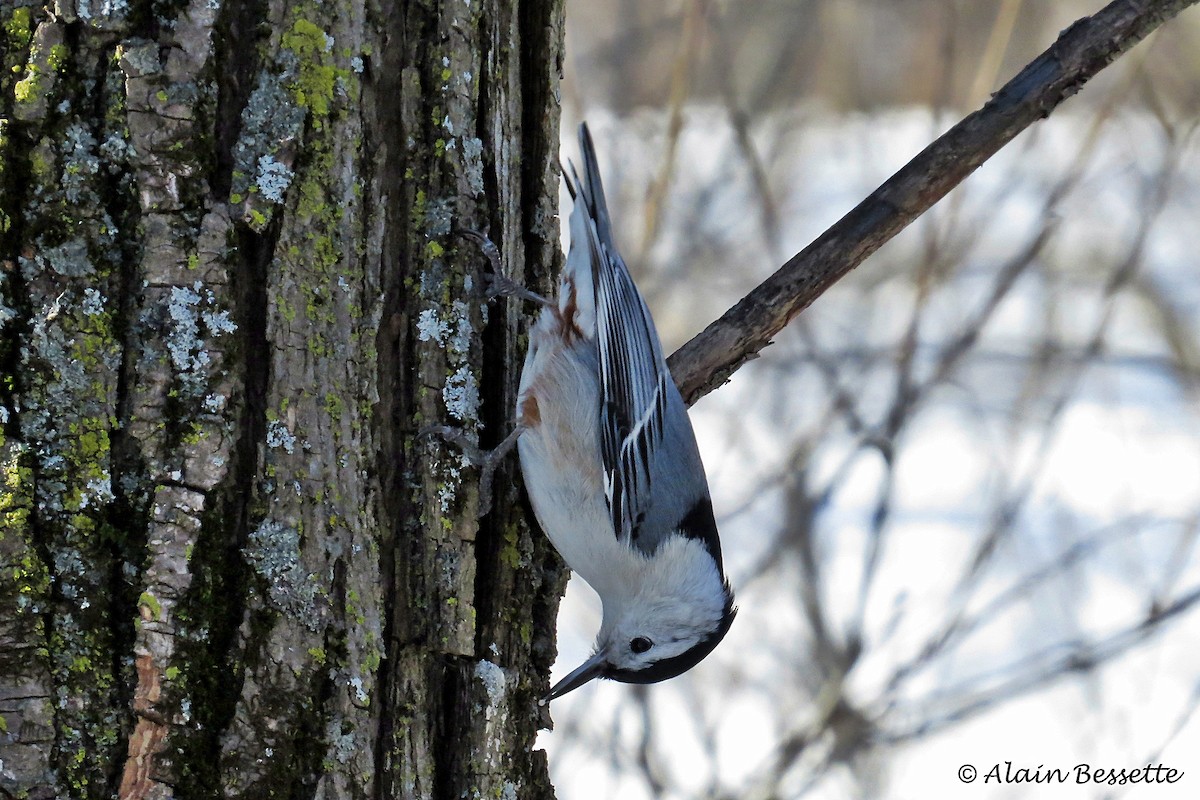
513, 123, 736, 704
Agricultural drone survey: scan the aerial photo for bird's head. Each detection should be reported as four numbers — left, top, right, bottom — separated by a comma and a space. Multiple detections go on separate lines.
541, 538, 736, 703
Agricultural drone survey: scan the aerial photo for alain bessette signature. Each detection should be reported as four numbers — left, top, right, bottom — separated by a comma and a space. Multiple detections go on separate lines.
979, 761, 1183, 786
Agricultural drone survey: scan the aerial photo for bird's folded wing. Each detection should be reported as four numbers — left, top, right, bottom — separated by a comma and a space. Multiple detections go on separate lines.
574, 126, 671, 552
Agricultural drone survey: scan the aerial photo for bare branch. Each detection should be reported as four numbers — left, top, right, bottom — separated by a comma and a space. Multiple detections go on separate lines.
669, 0, 1200, 405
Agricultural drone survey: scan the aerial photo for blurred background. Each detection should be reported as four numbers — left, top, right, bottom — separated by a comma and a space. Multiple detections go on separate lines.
541, 1, 1200, 798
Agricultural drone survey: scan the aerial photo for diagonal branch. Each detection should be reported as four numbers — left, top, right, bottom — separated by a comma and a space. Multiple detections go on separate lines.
668, 0, 1200, 405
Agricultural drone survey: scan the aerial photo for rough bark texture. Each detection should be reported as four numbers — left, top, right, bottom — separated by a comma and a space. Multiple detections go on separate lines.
668, 0, 1200, 405
0, 0, 565, 798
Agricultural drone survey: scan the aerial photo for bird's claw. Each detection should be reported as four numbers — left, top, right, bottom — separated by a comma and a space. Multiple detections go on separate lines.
454, 227, 552, 307
484, 272, 552, 306
420, 424, 524, 518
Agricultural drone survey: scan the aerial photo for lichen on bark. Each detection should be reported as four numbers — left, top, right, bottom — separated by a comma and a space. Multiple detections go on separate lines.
0, 0, 566, 797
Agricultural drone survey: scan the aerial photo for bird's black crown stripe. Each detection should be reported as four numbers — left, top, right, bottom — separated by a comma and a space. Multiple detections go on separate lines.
676, 494, 723, 572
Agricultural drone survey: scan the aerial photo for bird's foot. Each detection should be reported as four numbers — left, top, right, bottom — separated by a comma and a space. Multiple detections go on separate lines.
420, 424, 524, 518
456, 227, 552, 307
486, 272, 553, 307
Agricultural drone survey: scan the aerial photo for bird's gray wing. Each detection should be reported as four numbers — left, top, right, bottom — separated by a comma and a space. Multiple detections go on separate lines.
595, 245, 670, 551
573, 125, 675, 553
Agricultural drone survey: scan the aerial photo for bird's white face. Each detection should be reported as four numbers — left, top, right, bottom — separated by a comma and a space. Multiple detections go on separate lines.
597, 595, 725, 676
541, 539, 735, 703
597, 535, 734, 680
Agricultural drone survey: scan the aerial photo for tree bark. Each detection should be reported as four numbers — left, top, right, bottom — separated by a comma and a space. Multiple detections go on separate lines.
0, 1, 564, 798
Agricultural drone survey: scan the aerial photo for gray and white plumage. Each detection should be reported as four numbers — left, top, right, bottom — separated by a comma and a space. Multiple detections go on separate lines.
517, 124, 735, 702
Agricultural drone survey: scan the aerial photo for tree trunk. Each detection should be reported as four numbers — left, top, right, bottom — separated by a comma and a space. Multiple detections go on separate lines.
0, 0, 565, 797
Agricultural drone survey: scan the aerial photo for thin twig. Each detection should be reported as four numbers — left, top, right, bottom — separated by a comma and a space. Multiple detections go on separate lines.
668, 0, 1200, 406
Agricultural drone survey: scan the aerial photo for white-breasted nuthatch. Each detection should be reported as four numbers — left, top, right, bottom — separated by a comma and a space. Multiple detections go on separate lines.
515, 124, 736, 703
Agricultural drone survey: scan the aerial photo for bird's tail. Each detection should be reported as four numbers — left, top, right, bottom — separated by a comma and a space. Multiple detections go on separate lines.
559, 122, 615, 339
572, 123, 617, 247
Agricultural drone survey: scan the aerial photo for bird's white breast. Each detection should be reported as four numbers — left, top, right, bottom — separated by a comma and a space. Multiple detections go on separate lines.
516, 317, 636, 596
517, 317, 730, 644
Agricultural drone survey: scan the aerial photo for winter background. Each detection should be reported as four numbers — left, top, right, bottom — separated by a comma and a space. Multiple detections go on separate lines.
537, 1, 1200, 798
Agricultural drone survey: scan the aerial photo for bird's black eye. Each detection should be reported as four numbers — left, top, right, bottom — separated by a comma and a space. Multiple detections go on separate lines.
630, 637, 653, 654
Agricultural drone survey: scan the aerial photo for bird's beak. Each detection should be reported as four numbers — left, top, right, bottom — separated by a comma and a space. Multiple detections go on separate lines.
539, 650, 608, 705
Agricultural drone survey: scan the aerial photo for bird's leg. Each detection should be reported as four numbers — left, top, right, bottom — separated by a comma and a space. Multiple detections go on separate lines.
421, 423, 526, 518
425, 229, 542, 517
455, 227, 553, 307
